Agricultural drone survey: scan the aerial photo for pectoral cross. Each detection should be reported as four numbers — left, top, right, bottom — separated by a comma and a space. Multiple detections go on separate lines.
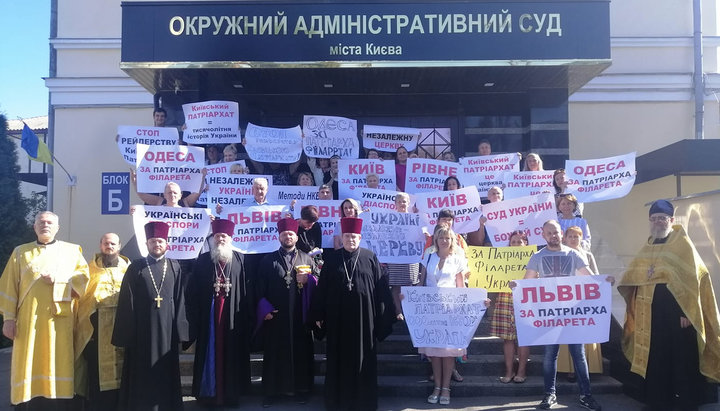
214, 281, 222, 296
347, 281, 353, 292
647, 264, 655, 279
223, 282, 232, 294
154, 295, 163, 308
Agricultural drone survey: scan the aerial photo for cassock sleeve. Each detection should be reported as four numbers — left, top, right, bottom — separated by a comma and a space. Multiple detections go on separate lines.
0, 247, 21, 321
111, 264, 137, 348
184, 255, 203, 345
69, 246, 90, 298
309, 254, 332, 341
372, 253, 396, 342
173, 260, 190, 343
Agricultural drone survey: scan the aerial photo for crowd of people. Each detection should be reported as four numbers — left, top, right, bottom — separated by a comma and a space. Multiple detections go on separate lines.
1, 113, 719, 411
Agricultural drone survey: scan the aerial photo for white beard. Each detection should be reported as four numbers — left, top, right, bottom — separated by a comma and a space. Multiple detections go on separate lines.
650, 225, 672, 240
211, 242, 233, 264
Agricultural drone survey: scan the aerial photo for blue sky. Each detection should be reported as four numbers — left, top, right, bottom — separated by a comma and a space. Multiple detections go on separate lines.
0, 1, 50, 120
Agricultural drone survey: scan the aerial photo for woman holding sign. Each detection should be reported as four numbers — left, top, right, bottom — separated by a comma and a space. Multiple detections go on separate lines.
490, 230, 531, 384
419, 226, 470, 406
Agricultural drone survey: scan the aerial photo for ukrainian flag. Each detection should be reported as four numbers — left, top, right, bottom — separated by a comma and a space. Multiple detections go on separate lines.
21, 124, 53, 165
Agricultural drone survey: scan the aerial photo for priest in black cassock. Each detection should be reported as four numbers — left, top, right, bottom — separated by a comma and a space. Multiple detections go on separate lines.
112, 221, 189, 411
256, 217, 318, 407
311, 217, 396, 411
186, 218, 254, 406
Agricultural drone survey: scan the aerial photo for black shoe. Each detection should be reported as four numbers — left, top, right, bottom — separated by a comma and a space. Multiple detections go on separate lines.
262, 397, 274, 408
538, 393, 557, 409
579, 395, 601, 411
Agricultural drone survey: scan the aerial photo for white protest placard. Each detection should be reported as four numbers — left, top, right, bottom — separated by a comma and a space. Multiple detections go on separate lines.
302, 115, 359, 158
363, 125, 420, 152
132, 205, 211, 259
513, 275, 611, 346
413, 186, 483, 234
182, 100, 241, 144
293, 200, 343, 248
195, 161, 246, 207
268, 185, 319, 205
402, 286, 488, 349
482, 192, 557, 246
458, 153, 520, 197
360, 211, 425, 264
337, 159, 397, 200
219, 205, 287, 254
206, 173, 273, 208
135, 144, 205, 193
502, 170, 556, 200
244, 123, 303, 164
404, 158, 460, 194
353, 187, 411, 211
565, 152, 636, 203
117, 126, 179, 166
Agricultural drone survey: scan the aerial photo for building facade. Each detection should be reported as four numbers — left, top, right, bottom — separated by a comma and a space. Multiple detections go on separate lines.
46, 0, 720, 288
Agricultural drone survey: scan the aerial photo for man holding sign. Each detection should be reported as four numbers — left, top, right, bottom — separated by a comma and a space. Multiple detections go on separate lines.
519, 220, 601, 411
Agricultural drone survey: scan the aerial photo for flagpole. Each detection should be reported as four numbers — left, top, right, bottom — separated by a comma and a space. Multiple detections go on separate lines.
13, 121, 76, 184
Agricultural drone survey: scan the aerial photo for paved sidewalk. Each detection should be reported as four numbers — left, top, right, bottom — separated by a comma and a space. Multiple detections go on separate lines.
2, 347, 718, 410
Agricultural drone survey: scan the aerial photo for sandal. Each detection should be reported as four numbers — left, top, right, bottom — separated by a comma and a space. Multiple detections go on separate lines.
451, 368, 464, 382
427, 387, 440, 404
439, 387, 451, 405
499, 374, 515, 384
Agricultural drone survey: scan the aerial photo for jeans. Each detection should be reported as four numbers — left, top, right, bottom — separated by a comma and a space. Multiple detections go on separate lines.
543, 344, 591, 396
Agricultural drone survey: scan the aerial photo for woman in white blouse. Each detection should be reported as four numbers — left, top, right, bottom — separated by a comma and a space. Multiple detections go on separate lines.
419, 225, 470, 406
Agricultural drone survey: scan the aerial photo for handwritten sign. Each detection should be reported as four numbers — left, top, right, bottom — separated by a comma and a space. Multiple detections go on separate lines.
220, 205, 287, 254
502, 170, 556, 200
360, 211, 425, 264
293, 200, 343, 248
352, 187, 408, 211
413, 186, 483, 234
402, 286, 488, 349
268, 185, 319, 205
337, 159, 396, 200
565, 152, 636, 203
302, 115, 359, 158
458, 153, 520, 197
117, 125, 178, 166
404, 158, 459, 194
513, 275, 611, 346
482, 192, 557, 246
132, 205, 211, 260
206, 173, 273, 208
466, 245, 536, 291
363, 125, 420, 152
195, 161, 246, 207
244, 123, 303, 163
135, 144, 205, 193
182, 100, 241, 144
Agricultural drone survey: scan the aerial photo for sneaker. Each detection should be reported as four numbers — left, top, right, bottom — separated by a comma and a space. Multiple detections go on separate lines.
579, 395, 602, 411
538, 393, 557, 409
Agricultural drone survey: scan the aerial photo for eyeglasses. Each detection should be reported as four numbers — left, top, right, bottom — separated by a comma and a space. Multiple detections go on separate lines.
649, 215, 670, 222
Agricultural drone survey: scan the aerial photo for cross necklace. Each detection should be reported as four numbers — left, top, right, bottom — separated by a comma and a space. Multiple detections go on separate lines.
342, 251, 360, 292
278, 249, 297, 289
146, 257, 167, 308
214, 262, 232, 296
647, 241, 665, 279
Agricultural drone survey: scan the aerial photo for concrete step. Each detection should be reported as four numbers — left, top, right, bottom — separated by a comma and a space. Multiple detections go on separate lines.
181, 374, 623, 397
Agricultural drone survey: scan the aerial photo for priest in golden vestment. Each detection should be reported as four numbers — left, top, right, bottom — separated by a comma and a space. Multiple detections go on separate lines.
75, 233, 129, 411
618, 199, 720, 411
0, 211, 89, 409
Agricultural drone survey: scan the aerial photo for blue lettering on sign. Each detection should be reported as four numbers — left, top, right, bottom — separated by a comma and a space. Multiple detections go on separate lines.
101, 172, 130, 215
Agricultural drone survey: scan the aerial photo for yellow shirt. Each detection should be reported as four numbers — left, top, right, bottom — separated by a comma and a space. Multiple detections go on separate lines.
0, 241, 89, 404
75, 254, 129, 394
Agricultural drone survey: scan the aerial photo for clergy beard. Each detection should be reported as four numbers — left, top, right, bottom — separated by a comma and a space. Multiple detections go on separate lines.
101, 253, 119, 267
211, 242, 233, 264
650, 225, 672, 241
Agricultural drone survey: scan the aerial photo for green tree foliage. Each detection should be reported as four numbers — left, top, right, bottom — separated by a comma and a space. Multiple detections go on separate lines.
0, 114, 36, 347
0, 115, 34, 267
